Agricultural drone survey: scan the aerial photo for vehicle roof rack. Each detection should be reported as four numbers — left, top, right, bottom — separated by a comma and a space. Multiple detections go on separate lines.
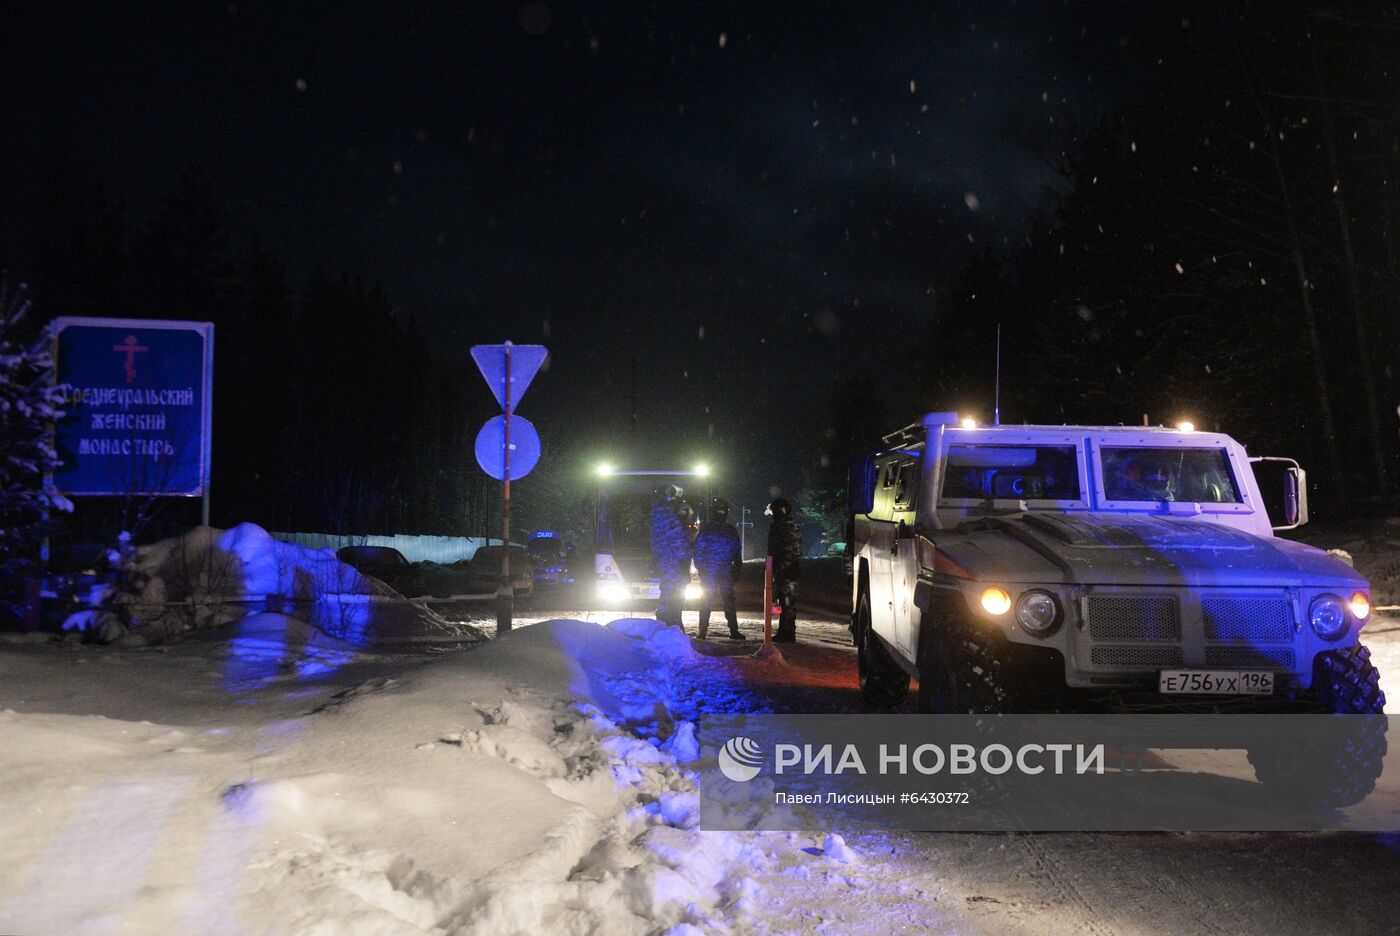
881, 423, 926, 447
881, 411, 959, 447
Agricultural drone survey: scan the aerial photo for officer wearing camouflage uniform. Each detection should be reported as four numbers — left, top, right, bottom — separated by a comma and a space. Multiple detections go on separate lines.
693, 500, 744, 640
766, 498, 802, 643
650, 485, 692, 627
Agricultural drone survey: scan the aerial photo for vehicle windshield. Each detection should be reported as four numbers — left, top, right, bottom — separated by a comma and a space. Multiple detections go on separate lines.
528, 539, 564, 561
941, 445, 1082, 500
1100, 447, 1241, 503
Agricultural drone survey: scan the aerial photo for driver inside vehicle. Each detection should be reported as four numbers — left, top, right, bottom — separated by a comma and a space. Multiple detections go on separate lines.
1112, 456, 1174, 501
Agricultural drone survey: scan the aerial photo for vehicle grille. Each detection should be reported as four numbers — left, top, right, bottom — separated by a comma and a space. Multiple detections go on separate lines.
1090, 646, 1184, 667
1086, 596, 1179, 641
1202, 597, 1292, 641
1204, 646, 1295, 669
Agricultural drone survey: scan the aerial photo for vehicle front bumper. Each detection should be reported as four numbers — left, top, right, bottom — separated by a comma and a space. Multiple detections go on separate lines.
949, 582, 1370, 690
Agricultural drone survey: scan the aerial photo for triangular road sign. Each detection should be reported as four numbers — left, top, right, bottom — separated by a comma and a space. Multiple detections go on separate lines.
471, 343, 548, 410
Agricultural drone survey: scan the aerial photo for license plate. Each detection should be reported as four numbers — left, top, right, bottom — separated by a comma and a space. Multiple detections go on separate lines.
1158, 670, 1274, 695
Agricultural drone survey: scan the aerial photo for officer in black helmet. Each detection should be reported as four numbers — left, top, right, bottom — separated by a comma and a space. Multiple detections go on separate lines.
650, 484, 691, 627
765, 497, 802, 642
693, 498, 744, 640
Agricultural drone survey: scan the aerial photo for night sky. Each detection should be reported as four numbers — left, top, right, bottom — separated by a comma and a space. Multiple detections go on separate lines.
2, 1, 1176, 513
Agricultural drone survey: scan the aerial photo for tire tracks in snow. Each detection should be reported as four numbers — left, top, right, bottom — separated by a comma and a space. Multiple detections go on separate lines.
1014, 833, 1117, 936
1014, 832, 1232, 936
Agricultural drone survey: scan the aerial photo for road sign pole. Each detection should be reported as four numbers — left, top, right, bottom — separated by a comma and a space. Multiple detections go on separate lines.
497, 341, 514, 636
471, 339, 546, 638
763, 555, 774, 646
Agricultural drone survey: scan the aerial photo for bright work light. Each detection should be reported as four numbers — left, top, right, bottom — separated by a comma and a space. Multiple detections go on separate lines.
694, 463, 711, 477
961, 417, 977, 429
597, 581, 628, 603
595, 462, 614, 477
1177, 421, 1195, 432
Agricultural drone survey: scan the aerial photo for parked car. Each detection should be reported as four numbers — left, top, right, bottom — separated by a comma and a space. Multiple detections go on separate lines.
466, 545, 534, 598
335, 545, 428, 597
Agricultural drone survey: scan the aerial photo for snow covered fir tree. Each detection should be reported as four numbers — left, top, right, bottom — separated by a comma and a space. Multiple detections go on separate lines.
0, 275, 69, 621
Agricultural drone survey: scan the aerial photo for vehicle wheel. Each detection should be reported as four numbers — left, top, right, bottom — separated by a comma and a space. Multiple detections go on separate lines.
917, 623, 1009, 714
856, 589, 910, 708
1313, 643, 1387, 714
1246, 644, 1388, 808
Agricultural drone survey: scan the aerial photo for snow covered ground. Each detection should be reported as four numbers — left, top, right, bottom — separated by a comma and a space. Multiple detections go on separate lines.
1, 598, 1398, 933
0, 611, 888, 934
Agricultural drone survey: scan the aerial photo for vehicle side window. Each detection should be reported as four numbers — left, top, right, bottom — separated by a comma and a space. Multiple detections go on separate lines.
894, 461, 918, 510
882, 462, 897, 488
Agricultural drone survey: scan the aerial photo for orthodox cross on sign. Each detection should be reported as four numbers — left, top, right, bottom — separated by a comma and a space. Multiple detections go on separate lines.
113, 335, 149, 383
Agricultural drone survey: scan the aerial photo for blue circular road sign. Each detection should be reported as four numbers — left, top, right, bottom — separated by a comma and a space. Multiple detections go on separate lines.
474, 415, 541, 481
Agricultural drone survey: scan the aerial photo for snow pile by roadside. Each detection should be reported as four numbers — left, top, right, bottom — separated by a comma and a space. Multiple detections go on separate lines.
0, 617, 834, 934
64, 522, 483, 646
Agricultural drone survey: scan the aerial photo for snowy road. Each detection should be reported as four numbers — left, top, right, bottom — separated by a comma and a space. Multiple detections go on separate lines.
2, 594, 1398, 933
450, 604, 1400, 935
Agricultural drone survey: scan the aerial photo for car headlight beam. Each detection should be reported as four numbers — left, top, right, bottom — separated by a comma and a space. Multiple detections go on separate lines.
980, 586, 1012, 616
597, 581, 628, 603
1349, 591, 1370, 622
684, 582, 703, 602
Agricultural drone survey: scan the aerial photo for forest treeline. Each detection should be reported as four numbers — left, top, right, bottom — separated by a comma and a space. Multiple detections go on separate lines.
918, 3, 1400, 514
25, 166, 500, 536
799, 4, 1400, 531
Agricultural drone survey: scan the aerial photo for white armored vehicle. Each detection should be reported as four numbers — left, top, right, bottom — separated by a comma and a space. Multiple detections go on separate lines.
850, 412, 1385, 716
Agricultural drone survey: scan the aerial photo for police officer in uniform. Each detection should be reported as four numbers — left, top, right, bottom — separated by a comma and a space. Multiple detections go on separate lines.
765, 498, 802, 642
650, 485, 691, 627
693, 499, 744, 640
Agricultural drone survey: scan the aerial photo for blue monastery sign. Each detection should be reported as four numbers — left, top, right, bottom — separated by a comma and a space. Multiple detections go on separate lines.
53, 317, 214, 497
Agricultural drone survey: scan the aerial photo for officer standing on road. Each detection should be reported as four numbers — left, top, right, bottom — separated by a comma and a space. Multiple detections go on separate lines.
693, 499, 745, 641
766, 498, 802, 643
650, 485, 692, 627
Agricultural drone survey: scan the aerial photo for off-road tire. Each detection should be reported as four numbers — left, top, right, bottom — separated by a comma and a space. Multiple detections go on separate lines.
1247, 643, 1388, 809
917, 620, 1009, 714
856, 588, 910, 708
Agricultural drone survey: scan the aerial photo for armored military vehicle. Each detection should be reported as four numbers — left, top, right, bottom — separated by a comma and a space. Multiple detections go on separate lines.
850, 412, 1384, 720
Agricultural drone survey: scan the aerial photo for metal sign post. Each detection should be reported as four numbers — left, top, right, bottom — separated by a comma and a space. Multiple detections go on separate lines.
498, 345, 513, 635
763, 555, 774, 646
471, 341, 548, 637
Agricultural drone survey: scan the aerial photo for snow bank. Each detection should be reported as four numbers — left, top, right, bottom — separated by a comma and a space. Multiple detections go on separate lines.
0, 616, 821, 934
71, 522, 484, 646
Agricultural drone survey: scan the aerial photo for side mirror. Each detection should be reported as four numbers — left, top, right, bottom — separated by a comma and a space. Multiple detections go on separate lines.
1252, 456, 1309, 531
1282, 466, 1309, 529
849, 457, 877, 515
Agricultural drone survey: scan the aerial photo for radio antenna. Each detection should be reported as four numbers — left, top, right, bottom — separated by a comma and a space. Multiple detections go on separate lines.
993, 323, 1002, 426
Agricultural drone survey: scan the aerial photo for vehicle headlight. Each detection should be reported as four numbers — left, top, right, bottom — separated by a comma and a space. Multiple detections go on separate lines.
980, 586, 1012, 616
1309, 594, 1348, 640
684, 582, 703, 602
1349, 591, 1370, 622
597, 581, 628, 603
1015, 591, 1059, 635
